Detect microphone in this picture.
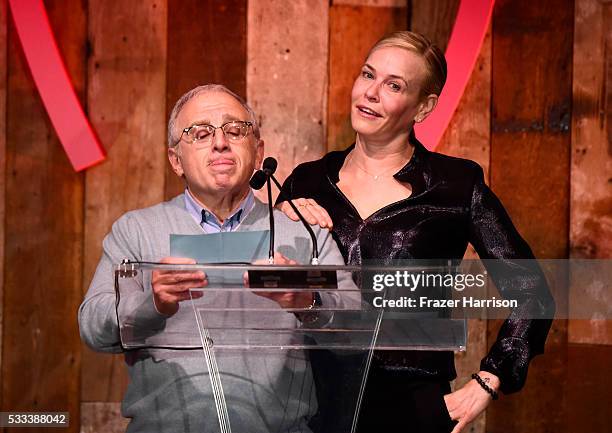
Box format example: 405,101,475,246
262,157,278,176
250,169,275,263
249,170,267,190
263,157,320,265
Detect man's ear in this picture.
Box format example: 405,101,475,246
168,145,184,177
414,94,439,123
255,138,265,169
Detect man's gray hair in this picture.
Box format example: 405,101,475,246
167,84,261,147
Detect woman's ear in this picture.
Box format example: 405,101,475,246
414,94,439,123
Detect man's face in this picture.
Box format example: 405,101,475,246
168,91,264,201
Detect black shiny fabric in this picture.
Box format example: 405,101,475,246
277,136,554,394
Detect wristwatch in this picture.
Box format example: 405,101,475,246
297,292,322,324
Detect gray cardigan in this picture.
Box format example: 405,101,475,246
79,194,353,433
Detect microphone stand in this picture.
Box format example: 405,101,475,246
252,157,320,266
249,170,275,263
267,174,319,265
265,176,275,264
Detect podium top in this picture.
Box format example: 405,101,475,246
114,260,467,352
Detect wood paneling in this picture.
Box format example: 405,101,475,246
490,0,572,260
436,27,491,175
568,0,612,344
488,1,573,432
327,4,408,153
82,0,168,402
411,0,460,52
333,0,407,7
247,0,329,188
567,343,612,431
2,0,84,429
0,0,7,406
568,319,612,346
81,402,129,433
164,0,248,200
569,0,611,260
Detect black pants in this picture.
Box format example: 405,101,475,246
356,368,456,433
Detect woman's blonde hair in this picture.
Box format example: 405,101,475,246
368,31,447,98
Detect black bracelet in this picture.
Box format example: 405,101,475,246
471,373,499,400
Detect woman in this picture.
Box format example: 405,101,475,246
277,31,553,433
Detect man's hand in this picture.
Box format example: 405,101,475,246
444,371,500,433
151,257,207,316
245,252,314,309
276,198,333,230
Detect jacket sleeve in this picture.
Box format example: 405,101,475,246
276,171,296,205
468,165,555,394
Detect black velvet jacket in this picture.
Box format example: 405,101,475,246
277,138,554,394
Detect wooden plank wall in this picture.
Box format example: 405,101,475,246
570,1,612,260
2,1,85,431
80,1,168,429
411,0,459,51
566,1,612,432
327,1,408,153
488,2,573,433
0,0,6,408
0,1,609,432
164,0,248,200
568,0,612,344
247,0,329,189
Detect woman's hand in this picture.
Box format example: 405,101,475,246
276,198,333,229
444,371,500,433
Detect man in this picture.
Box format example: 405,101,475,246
79,84,352,433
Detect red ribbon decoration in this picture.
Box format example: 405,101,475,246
415,0,495,150
9,0,106,171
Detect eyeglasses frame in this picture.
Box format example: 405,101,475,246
176,120,254,146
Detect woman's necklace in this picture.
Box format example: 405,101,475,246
346,153,408,181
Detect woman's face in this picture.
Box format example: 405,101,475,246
350,46,430,141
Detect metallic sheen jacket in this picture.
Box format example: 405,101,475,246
278,136,555,394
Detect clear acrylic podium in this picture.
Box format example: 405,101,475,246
114,261,467,433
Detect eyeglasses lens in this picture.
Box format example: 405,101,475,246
187,122,249,146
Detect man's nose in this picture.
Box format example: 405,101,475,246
211,128,229,151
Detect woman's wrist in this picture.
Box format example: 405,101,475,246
477,370,501,392
472,371,500,400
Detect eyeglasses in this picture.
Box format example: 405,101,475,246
177,120,253,147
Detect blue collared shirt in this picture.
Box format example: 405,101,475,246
184,189,255,234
